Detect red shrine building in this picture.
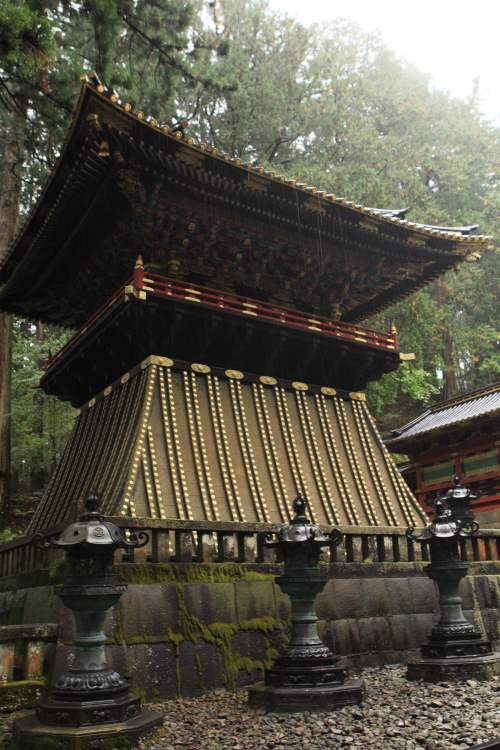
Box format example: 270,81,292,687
0,76,490,534
385,383,500,527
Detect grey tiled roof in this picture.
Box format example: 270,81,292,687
385,383,500,447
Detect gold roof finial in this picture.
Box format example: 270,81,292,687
135,255,144,269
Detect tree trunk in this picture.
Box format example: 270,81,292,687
434,277,457,401
0,104,26,523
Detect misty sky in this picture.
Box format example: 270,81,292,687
268,0,500,124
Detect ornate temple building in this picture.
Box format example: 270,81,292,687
0,76,490,533
385,382,500,527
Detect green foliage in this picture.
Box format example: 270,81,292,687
0,4,53,78
366,365,440,419
11,320,73,504
0,527,17,544
48,555,66,579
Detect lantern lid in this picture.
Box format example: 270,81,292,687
277,495,332,544
443,474,471,502
48,491,143,548
407,475,480,542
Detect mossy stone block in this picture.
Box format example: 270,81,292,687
329,618,361,656
178,638,223,696
408,576,438,614
120,584,179,639
482,607,500,643
315,581,339,621
234,581,276,623
0,590,27,626
230,631,266,663
473,576,496,610
387,614,411,651
22,587,61,626
357,617,392,653
384,578,413,615
182,582,236,626
126,641,176,699
329,578,391,619
405,613,437,648
0,680,44,713
458,575,474,610
272,583,291,623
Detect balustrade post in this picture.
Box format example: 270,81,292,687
345,535,354,562
236,532,256,563
197,532,215,563
489,536,499,561
151,529,170,563
217,532,235,562
175,531,193,563
391,534,401,562
376,535,386,562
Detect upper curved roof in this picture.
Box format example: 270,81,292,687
0,77,490,328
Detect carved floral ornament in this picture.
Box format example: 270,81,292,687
191,363,211,373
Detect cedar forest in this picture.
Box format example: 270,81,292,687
0,0,499,535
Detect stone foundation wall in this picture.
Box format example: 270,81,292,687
1,564,500,700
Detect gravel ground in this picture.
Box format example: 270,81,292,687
2,665,500,750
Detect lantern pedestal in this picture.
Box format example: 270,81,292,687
11,492,163,749
248,495,364,712
12,706,162,750
407,653,500,683
407,477,500,683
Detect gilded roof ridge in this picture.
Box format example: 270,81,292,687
0,73,492,327
385,381,500,446
429,381,500,412
1,74,490,273
77,73,489,244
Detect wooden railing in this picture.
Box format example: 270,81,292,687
133,268,398,351
2,519,500,578
45,269,398,372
